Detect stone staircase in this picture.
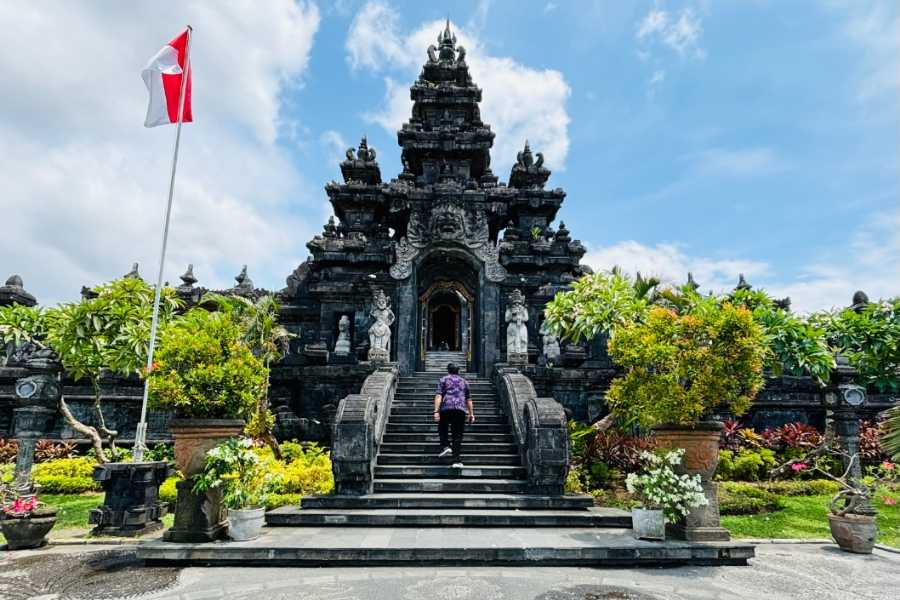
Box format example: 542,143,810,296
268,372,628,528
422,350,467,373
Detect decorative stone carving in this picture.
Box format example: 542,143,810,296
850,290,869,313
509,141,551,189
735,273,751,291
177,264,197,293
367,289,395,362
389,199,507,282
340,137,381,185
334,315,352,355
686,272,700,291
540,321,561,366
0,274,36,307
506,289,529,364
124,263,142,280
233,265,254,293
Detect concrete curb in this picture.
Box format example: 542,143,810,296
742,538,900,555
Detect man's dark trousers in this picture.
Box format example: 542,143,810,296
438,409,466,461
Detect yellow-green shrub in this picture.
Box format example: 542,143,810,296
31,457,100,493
254,443,334,496
716,448,777,481
159,476,180,504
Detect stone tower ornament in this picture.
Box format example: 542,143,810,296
368,288,395,362
334,315,352,355
506,289,529,365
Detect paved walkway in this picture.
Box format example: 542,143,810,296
2,541,898,599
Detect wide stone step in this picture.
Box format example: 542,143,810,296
374,478,528,494
299,493,594,511
385,423,510,433
377,454,521,466
382,433,515,444
138,527,754,566
266,507,630,528
374,465,526,479
379,442,518,454
388,414,505,423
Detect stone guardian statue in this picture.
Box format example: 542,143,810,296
334,315,351,355
368,289,395,362
505,289,529,364
540,320,561,366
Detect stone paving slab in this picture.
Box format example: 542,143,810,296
136,526,754,567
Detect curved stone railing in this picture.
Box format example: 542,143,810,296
331,365,399,495
494,366,569,495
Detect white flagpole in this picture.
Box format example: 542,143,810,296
134,25,192,463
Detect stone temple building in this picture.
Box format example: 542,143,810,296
0,23,894,448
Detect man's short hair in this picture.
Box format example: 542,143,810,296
447,363,459,375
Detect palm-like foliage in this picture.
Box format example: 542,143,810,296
882,406,900,461
204,293,293,457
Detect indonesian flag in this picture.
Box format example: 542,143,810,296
142,29,192,128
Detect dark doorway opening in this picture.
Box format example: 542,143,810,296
430,297,460,351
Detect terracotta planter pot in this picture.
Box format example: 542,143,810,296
652,421,724,479
828,513,876,554
169,418,245,477
0,508,58,550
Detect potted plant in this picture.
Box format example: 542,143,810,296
605,300,767,540
193,438,279,541
625,449,708,540
148,307,267,542
0,483,57,550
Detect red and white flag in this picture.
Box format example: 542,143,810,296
141,29,192,128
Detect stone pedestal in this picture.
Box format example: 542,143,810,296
164,480,228,543
507,352,528,367
89,461,172,536
654,422,730,542
164,418,243,544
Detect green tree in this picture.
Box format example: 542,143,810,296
0,278,181,463
203,294,292,458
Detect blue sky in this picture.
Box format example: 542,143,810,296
1,1,897,312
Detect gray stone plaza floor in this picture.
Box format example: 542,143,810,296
2,541,898,599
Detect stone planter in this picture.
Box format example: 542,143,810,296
228,507,266,541
828,513,876,554
164,418,244,544
653,421,729,542
89,461,172,537
0,507,57,550
632,508,665,541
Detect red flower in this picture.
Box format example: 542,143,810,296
882,461,894,471
883,497,897,506
790,462,808,472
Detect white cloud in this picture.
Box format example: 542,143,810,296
838,1,900,102
583,205,900,314
345,3,571,174
545,3,558,14
583,241,769,296
637,6,704,58
0,1,321,305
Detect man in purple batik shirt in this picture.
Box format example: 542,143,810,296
434,363,475,467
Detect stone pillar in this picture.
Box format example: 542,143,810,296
12,356,60,493
89,461,172,536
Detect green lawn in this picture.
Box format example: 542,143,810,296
722,494,900,547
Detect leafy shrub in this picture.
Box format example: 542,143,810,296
158,476,180,505
31,457,100,493
859,420,887,464
257,443,334,496
84,446,133,463
716,448,778,481
625,449,708,523
718,482,784,515
565,466,586,494
145,443,175,463
569,423,655,490
266,493,302,509
758,479,840,497
606,301,767,428
149,308,266,420
35,440,78,462
0,439,18,464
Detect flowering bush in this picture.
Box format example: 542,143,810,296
149,308,266,420
193,438,281,509
625,450,708,523
3,495,40,518
606,301,766,428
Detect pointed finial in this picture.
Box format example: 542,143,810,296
686,272,699,291
735,273,751,291
124,262,141,280
179,264,197,288
234,265,254,291
4,274,23,289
